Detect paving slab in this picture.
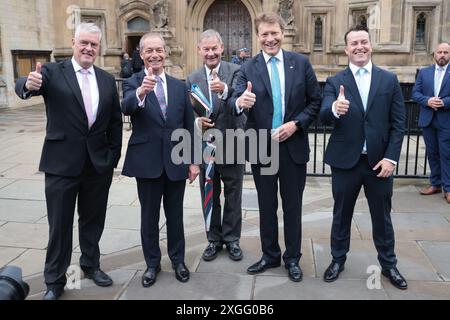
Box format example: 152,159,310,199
0,199,47,223
107,183,139,206
196,237,315,278
0,179,45,201
105,205,141,230
0,222,49,249
383,280,450,300
419,241,450,281
313,238,440,281
354,212,450,241
0,178,16,190
73,228,141,255
120,271,253,300
0,164,44,180
302,211,361,240
392,191,450,213
0,246,26,267
0,163,18,174
6,249,81,278
253,276,388,300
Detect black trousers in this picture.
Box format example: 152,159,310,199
330,155,397,268
44,158,113,289
251,144,306,265
137,172,186,268
199,164,244,245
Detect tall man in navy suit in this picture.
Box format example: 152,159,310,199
412,43,450,203
121,33,200,287
320,25,407,290
229,12,321,282
15,23,123,299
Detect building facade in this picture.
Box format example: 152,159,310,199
1,0,449,108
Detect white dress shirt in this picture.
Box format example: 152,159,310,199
434,63,448,97
236,49,286,115
72,57,99,121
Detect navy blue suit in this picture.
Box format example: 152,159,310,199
15,60,123,290
121,71,194,267
229,50,321,265
320,65,405,268
412,65,450,192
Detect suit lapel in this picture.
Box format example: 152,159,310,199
366,65,381,114
342,67,364,115
439,67,450,96
283,51,295,117
61,60,85,114
94,66,105,119
256,53,272,98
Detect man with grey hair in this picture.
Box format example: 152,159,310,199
15,22,123,300
186,29,246,262
122,32,199,287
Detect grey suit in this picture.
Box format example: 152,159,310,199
186,61,245,245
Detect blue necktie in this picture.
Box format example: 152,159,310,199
434,67,444,97
356,68,368,111
270,56,283,129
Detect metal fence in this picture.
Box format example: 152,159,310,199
115,79,429,179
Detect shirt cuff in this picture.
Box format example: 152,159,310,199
136,89,146,108
218,84,229,100
332,101,340,118
235,99,244,115
383,158,397,166
194,117,203,137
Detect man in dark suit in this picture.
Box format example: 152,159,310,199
229,13,321,282
121,33,200,287
320,25,407,290
186,29,246,262
412,42,450,203
15,23,123,300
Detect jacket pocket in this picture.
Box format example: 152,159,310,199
45,132,65,141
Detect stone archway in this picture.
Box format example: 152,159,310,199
204,0,252,62
118,1,152,56
184,0,262,73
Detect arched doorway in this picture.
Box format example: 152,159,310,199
204,0,252,62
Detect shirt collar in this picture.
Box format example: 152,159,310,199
145,69,167,84
71,57,95,75
205,63,221,78
349,60,372,76
435,63,448,72
263,49,284,65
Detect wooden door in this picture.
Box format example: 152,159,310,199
204,0,252,62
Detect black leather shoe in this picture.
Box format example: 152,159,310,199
173,263,190,283
202,242,223,261
142,265,161,287
82,268,113,287
226,242,243,261
247,259,281,275
382,267,408,290
42,287,64,300
285,262,303,282
323,261,345,282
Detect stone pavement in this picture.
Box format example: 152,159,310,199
0,105,449,300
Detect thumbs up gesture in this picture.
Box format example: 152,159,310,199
25,63,43,92
209,69,225,94
138,66,157,99
237,81,256,109
334,85,350,116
